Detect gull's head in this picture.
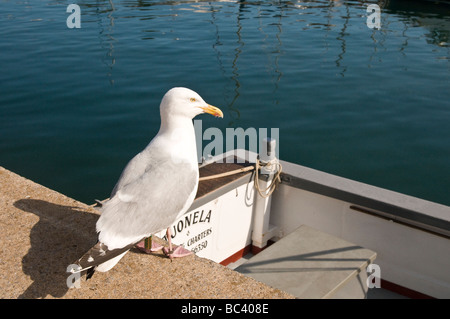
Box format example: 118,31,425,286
160,87,223,120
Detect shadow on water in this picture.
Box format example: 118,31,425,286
13,199,98,299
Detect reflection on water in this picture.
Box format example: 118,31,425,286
210,1,244,125
83,0,449,104
387,0,450,47
98,0,116,85
0,0,449,205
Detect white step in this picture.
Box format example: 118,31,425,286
236,225,377,299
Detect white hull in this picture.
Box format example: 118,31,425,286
157,149,450,298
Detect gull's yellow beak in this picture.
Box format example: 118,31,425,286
200,104,224,118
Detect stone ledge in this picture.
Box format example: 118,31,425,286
0,166,293,299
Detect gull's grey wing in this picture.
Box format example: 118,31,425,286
96,154,198,249
109,151,150,198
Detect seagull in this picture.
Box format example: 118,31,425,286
71,87,223,279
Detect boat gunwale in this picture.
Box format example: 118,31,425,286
279,160,450,239
192,149,450,239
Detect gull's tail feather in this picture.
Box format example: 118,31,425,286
70,241,136,279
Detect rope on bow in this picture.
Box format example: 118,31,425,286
92,157,282,206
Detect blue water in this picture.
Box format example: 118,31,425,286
1,0,449,206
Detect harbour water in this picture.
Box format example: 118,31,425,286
0,0,449,206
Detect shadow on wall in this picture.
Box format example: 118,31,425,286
13,199,99,299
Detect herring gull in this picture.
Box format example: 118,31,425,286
71,87,223,279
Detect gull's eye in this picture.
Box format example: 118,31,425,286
190,98,196,102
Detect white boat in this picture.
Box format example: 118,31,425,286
154,140,450,299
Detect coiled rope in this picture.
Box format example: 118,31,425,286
254,157,282,198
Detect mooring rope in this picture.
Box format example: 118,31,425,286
198,165,255,181
91,158,282,206
199,157,282,198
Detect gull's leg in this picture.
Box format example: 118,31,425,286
136,235,163,254
163,227,193,259
164,228,174,260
